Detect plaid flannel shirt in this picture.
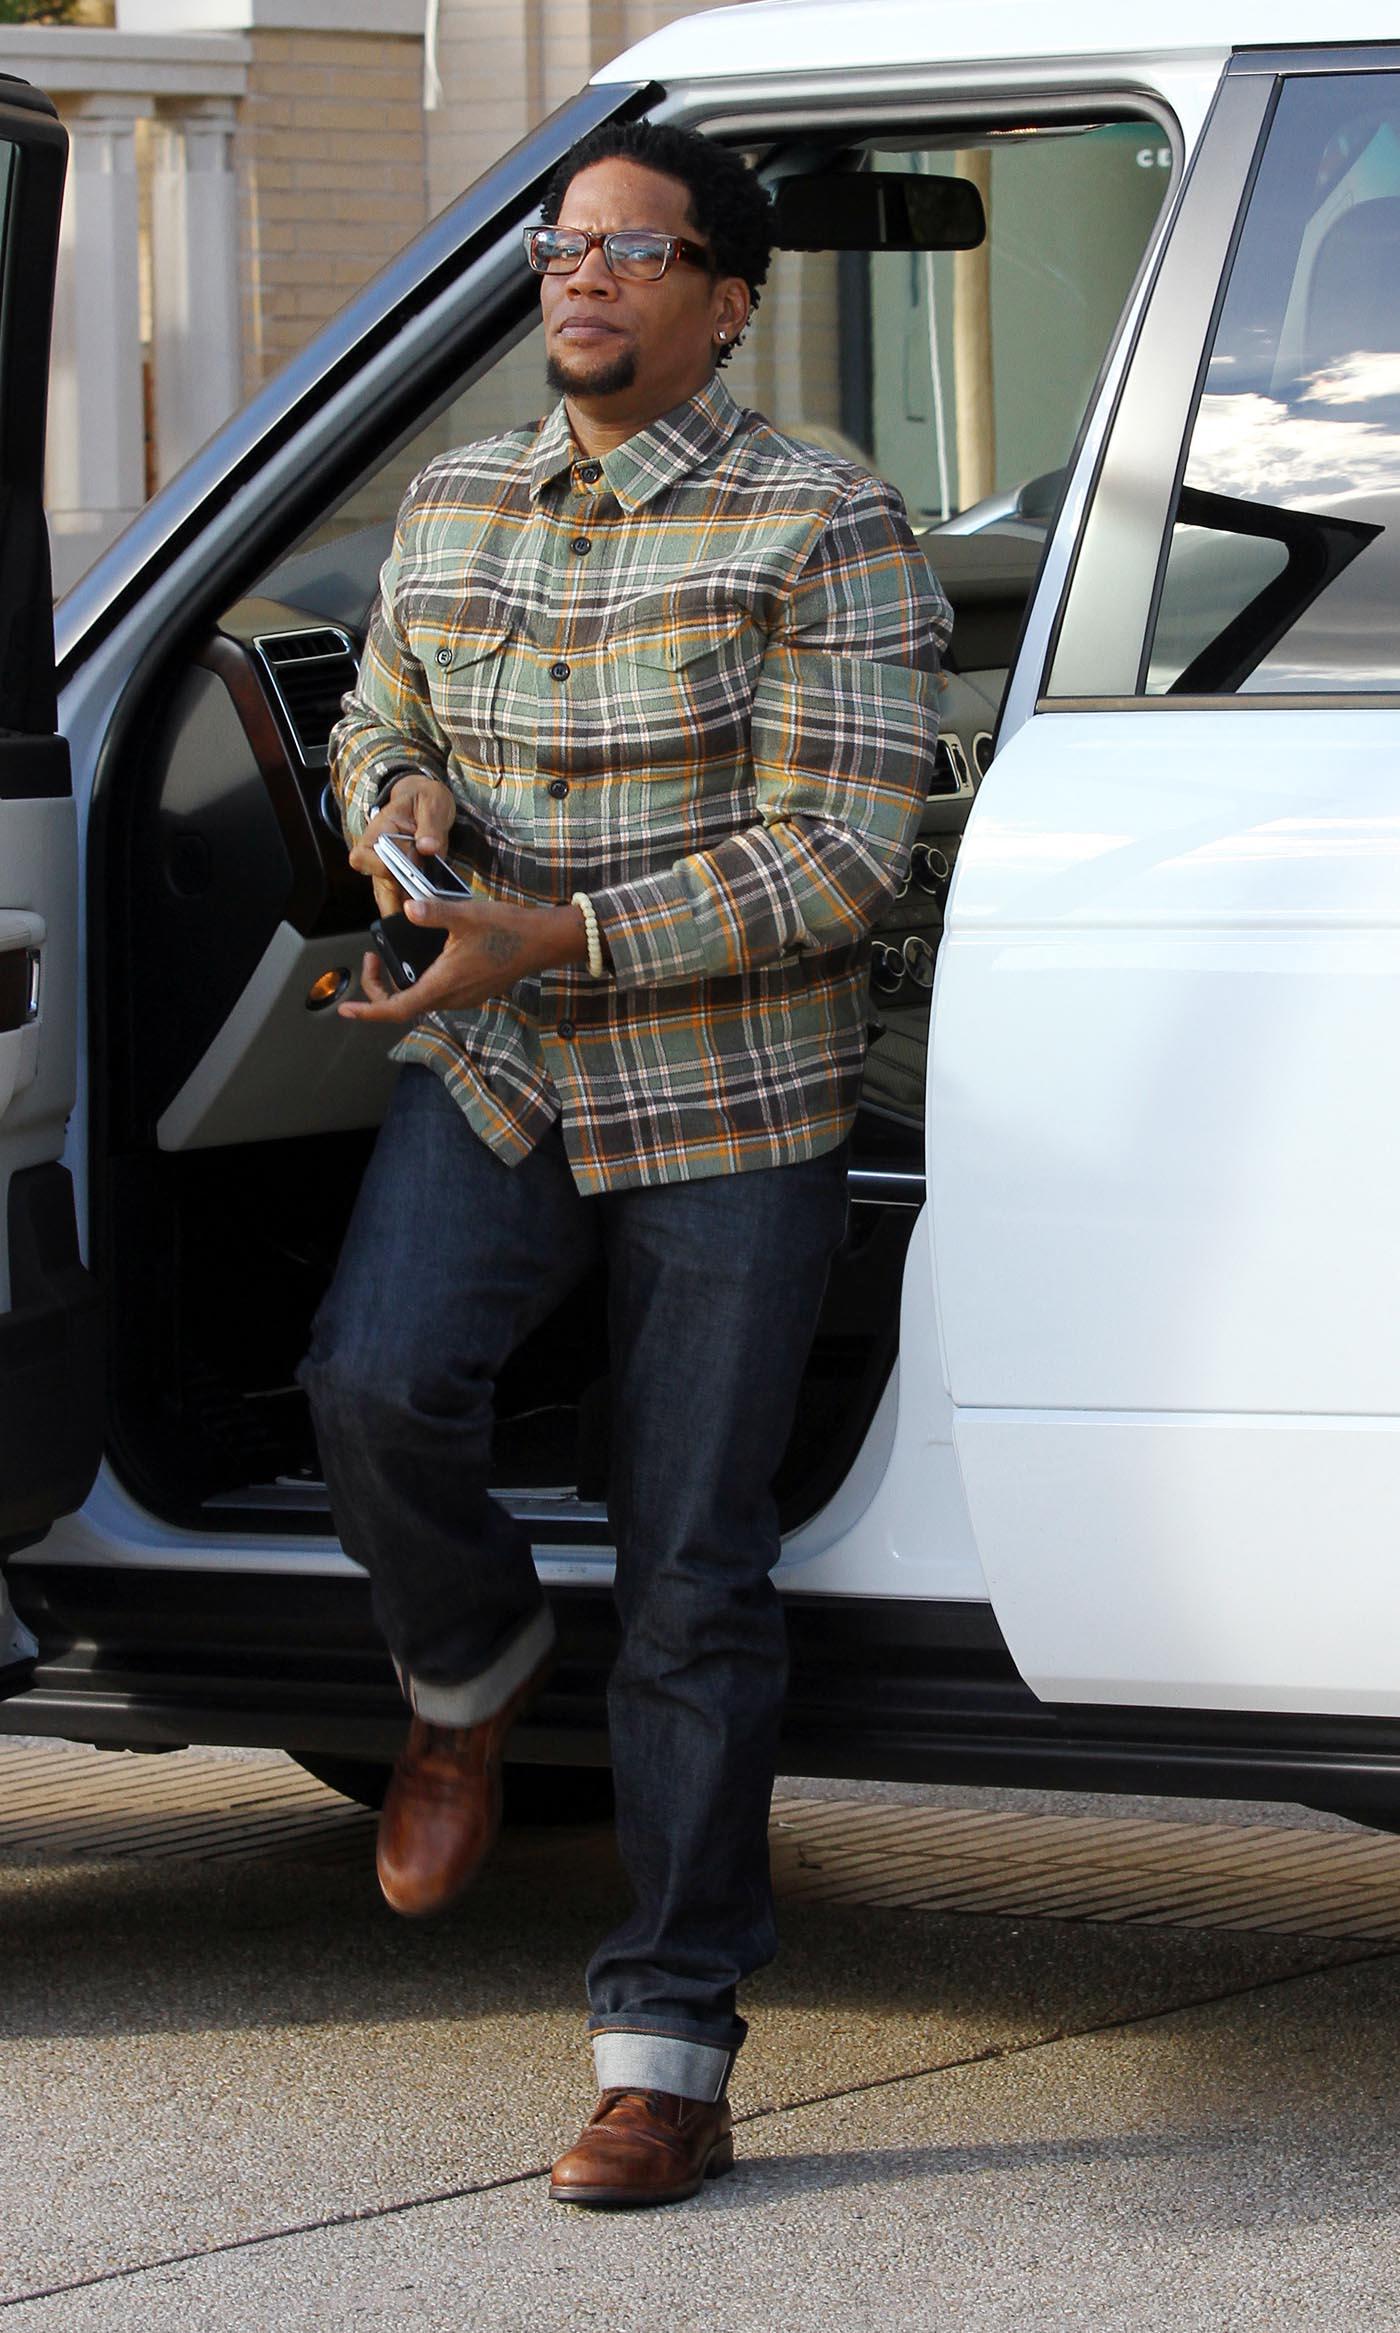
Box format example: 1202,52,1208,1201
330,375,950,1193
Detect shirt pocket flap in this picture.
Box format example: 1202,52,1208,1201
626,610,756,673
418,624,514,675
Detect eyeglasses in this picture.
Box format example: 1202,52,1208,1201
523,225,714,282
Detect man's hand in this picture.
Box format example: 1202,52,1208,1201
339,895,589,1026
347,771,458,917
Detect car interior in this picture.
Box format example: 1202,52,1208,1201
91,112,1169,1541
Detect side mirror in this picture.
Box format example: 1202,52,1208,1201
769,172,986,253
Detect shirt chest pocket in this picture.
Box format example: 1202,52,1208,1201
609,609,764,765
414,625,516,778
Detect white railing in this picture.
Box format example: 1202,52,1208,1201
3,24,249,595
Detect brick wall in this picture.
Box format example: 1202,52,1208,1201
221,1,767,402
233,28,427,394
427,0,688,218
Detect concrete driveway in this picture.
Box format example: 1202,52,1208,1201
1,1740,1398,2329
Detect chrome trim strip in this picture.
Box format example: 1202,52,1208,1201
252,626,357,770
933,731,973,796
1046,71,1274,697
849,1166,926,1206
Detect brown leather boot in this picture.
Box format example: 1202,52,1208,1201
375,1653,551,1917
549,2089,735,2209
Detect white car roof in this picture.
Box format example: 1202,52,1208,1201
594,0,1396,85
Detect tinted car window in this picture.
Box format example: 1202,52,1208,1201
1147,72,1400,695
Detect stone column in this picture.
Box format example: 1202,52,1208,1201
46,95,150,595
149,100,241,482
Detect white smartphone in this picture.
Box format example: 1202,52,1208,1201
372,832,473,903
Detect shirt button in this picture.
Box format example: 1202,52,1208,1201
578,462,602,485
547,778,569,799
557,1019,575,1039
570,536,592,555
550,660,571,681
435,646,452,667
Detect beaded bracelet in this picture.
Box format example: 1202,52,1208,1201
571,890,606,981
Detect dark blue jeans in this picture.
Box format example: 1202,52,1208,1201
300,1064,848,2076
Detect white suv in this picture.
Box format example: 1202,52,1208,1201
5,2,1400,1824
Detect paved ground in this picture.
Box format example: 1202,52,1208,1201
2,1745,1399,2329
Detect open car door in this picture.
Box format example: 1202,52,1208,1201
0,80,100,1677
930,52,1400,1723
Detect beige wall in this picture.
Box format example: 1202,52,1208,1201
427,0,698,218
233,28,427,393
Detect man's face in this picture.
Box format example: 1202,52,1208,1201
541,158,746,417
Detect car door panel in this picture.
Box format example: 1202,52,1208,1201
0,83,100,1569
932,708,1400,1417
956,1411,1400,1715
931,730,1400,1714
930,53,1400,1717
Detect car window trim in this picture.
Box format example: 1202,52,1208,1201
1156,487,1381,696
0,84,66,741
1035,694,1400,713
1231,44,1400,76
1042,68,1277,700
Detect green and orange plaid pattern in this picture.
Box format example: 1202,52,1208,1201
331,376,949,1192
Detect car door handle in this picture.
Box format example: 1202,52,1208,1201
0,911,45,1034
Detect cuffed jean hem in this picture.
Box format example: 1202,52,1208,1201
592,2031,734,2104
398,1604,554,1727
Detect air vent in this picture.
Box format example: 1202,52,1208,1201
929,733,971,795
253,628,358,768
972,730,994,778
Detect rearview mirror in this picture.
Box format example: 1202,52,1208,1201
769,172,986,253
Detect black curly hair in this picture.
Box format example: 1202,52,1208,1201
539,122,772,365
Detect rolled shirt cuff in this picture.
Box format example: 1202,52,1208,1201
588,867,712,990
592,2031,733,2104
400,1603,555,1728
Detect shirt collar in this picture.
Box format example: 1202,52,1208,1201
528,375,744,510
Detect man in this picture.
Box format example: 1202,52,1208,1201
301,120,949,2209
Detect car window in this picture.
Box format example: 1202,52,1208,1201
863,125,1167,537
259,118,1168,633
1146,72,1400,695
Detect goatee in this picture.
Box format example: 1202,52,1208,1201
546,346,639,398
